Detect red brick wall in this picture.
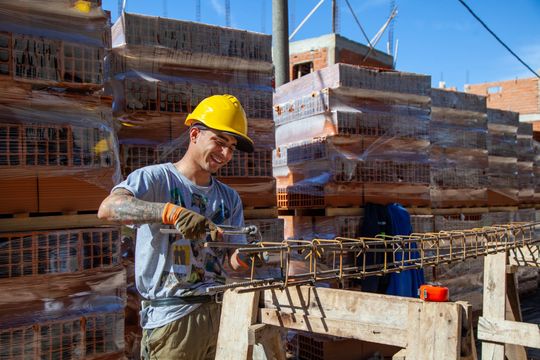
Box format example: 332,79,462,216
466,78,540,115
289,48,328,79
337,48,393,69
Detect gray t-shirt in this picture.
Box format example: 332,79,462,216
113,163,245,329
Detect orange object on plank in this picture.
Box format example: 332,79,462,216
419,284,449,302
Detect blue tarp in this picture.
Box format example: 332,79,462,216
385,203,425,297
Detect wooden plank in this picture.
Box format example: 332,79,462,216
261,286,418,331
488,206,518,212
260,308,408,347
216,290,260,360
481,252,507,360
405,301,461,360
392,349,407,360
504,273,527,360
456,301,478,360
509,245,540,268
406,207,432,215
325,207,364,217
248,324,286,360
0,214,114,232
244,208,278,220
431,207,489,215
478,317,540,349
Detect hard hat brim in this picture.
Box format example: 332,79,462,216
189,122,254,153
229,132,254,153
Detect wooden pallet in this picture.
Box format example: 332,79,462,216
0,211,113,232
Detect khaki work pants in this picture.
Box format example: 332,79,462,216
141,302,222,360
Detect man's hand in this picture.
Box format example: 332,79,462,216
162,203,220,241
230,249,267,271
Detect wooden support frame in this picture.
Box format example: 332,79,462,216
216,285,474,360
478,247,540,360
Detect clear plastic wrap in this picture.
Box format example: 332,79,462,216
281,215,364,240
112,13,272,73
0,0,110,88
410,215,434,233
430,89,488,207
486,109,519,206
0,90,121,214
0,226,126,359
434,213,488,231
535,141,540,204
487,109,519,157
517,122,535,204
273,64,431,208
514,208,535,222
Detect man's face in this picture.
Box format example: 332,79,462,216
192,127,237,173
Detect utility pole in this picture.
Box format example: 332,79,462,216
272,0,290,87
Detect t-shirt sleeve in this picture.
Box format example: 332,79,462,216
112,166,158,202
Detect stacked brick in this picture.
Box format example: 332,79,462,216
430,89,488,208
535,141,540,204
0,1,125,358
486,109,519,206
517,122,535,205
0,227,126,359
273,63,431,222
0,1,119,214
109,13,277,210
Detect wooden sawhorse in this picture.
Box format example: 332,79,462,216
478,245,540,360
216,285,476,360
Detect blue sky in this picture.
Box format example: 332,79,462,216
103,0,540,90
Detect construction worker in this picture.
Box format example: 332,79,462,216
98,94,254,360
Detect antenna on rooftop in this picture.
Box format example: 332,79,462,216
163,0,167,17
261,0,266,33
225,0,231,26
332,0,340,34
290,0,295,31
387,0,395,55
195,0,201,21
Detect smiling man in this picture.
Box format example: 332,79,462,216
97,94,254,359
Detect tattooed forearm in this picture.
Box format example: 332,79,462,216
98,188,165,225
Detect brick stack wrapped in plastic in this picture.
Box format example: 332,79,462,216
430,89,488,209
486,108,519,206
517,122,535,205
273,63,431,238
0,1,125,359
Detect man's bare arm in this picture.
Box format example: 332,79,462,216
97,188,165,225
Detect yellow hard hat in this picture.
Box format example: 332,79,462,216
185,94,254,153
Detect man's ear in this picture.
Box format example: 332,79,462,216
189,126,201,143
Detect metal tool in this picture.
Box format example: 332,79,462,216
160,224,260,242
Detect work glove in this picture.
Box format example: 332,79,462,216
230,249,268,271
162,203,220,241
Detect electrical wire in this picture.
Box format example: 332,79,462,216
457,0,540,79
